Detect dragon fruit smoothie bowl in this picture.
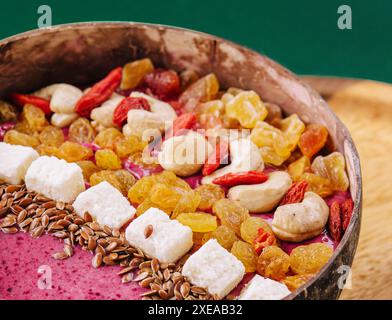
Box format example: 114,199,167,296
0,22,361,300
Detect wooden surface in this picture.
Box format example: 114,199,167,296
302,76,392,299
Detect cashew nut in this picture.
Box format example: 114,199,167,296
51,112,79,128
271,191,329,242
35,83,83,114
91,93,124,131
123,92,177,138
201,138,263,185
130,92,177,121
34,84,64,100
158,131,213,177
227,171,292,213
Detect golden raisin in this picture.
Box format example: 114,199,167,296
256,246,290,281
77,160,100,181
240,217,274,245
212,199,249,236
210,225,238,250
57,141,93,162
283,274,314,291
69,118,96,143
39,125,64,147
95,149,122,170
290,243,333,275
4,130,40,148
195,184,225,212
231,240,257,272
94,128,124,150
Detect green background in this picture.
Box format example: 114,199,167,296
1,0,391,83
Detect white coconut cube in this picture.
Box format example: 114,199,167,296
0,142,39,184
125,207,193,263
182,239,245,299
73,181,136,229
238,275,291,300
25,156,85,203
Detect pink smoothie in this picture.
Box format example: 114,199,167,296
0,232,146,300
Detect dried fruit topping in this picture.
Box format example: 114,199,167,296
176,212,218,233
328,201,342,241
283,274,314,291
165,112,197,139
4,129,40,147
251,122,291,162
251,114,305,165
143,69,180,100
36,144,59,156
68,118,96,143
209,225,238,250
38,125,64,147
311,152,349,192
90,170,123,192
225,91,268,129
0,100,18,122
280,181,308,205
231,240,258,272
114,135,147,158
172,190,201,219
128,171,194,215
57,141,93,162
256,246,290,281
76,160,100,181
212,199,250,236
196,113,223,130
179,73,219,107
299,124,329,158
120,58,154,90
195,184,225,212
113,97,150,127
253,227,276,255
288,156,311,182
95,149,122,170
75,67,122,117
264,102,282,124
94,127,124,150
289,243,333,275
240,217,273,245
212,171,268,187
300,172,333,198
280,114,305,150
10,93,51,115
202,139,229,176
112,169,137,195
21,104,49,132
341,198,354,231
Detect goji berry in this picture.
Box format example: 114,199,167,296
165,112,196,139
202,139,229,176
10,93,51,115
143,69,180,100
212,171,268,187
328,201,342,241
280,181,308,205
113,97,150,127
75,67,122,117
254,227,276,255
341,198,354,231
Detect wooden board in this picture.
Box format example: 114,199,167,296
302,76,392,299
